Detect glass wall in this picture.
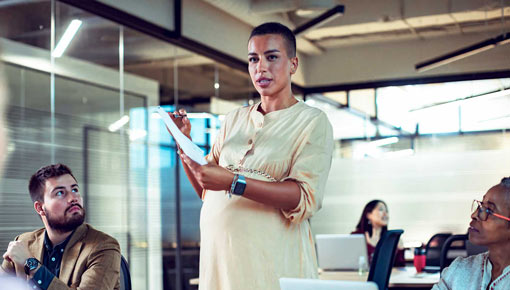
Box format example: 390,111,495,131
0,1,255,290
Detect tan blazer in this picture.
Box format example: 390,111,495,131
1,223,120,290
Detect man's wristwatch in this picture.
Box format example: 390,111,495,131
24,257,40,275
228,174,246,198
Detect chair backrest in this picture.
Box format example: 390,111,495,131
440,234,488,273
279,278,378,290
439,234,467,273
367,229,404,290
120,255,132,290
425,233,452,267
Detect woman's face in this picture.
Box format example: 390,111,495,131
367,202,389,227
247,34,297,98
469,186,510,247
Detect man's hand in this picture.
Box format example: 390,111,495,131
3,241,31,267
180,153,234,191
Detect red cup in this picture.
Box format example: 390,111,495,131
413,253,426,273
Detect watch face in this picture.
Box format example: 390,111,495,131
24,258,39,274
233,175,246,195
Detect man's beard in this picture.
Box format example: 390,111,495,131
44,205,86,233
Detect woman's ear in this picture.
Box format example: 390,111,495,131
290,57,298,74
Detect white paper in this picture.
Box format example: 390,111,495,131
157,107,207,165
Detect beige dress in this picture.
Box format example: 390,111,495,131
199,100,334,290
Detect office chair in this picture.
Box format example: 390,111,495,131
367,229,404,290
439,234,488,273
120,255,132,290
424,233,452,272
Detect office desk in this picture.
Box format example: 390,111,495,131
319,266,440,289
190,267,440,289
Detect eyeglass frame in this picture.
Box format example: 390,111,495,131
471,200,510,222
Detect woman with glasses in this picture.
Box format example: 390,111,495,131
432,177,510,290
352,200,406,266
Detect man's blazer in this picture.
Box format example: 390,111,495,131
1,223,121,290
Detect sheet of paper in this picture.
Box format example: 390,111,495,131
157,107,207,165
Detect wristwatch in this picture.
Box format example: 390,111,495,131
24,257,40,275
228,174,246,198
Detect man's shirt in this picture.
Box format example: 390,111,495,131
31,231,74,290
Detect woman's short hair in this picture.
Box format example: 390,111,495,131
249,22,296,58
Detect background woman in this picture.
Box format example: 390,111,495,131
168,22,334,290
353,200,405,266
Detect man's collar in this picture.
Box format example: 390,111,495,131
43,224,83,251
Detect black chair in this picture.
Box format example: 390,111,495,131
440,234,488,273
368,229,404,290
424,233,452,272
120,255,132,290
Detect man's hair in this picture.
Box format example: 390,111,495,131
249,22,296,58
28,164,77,203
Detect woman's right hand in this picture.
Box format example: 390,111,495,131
168,108,192,139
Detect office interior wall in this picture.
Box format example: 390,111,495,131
305,30,510,86
97,0,175,31
0,3,162,287
312,131,510,245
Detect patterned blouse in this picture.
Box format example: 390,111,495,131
432,252,510,290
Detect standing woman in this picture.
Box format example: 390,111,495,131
352,200,406,266
169,22,334,290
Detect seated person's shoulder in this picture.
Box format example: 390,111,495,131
445,252,488,273
83,224,120,250
16,227,45,242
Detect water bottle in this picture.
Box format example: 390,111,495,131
358,256,368,275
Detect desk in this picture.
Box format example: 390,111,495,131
190,267,440,289
319,266,440,289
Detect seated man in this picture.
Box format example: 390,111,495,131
433,177,510,290
1,164,121,290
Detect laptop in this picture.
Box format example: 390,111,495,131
316,234,368,271
280,278,378,290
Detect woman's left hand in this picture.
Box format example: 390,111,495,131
180,153,234,191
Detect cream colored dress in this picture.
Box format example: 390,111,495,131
199,100,334,290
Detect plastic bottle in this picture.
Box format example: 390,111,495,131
358,256,368,275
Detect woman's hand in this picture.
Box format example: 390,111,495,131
180,153,234,191
168,108,191,139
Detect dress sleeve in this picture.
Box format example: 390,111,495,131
201,114,229,200
204,114,229,165
280,113,334,223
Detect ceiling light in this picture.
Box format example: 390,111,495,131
415,33,510,72
369,137,399,147
293,5,345,36
108,115,130,132
187,113,214,119
52,19,82,58
128,129,147,141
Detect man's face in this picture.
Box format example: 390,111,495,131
39,174,85,233
248,34,297,98
469,185,510,247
